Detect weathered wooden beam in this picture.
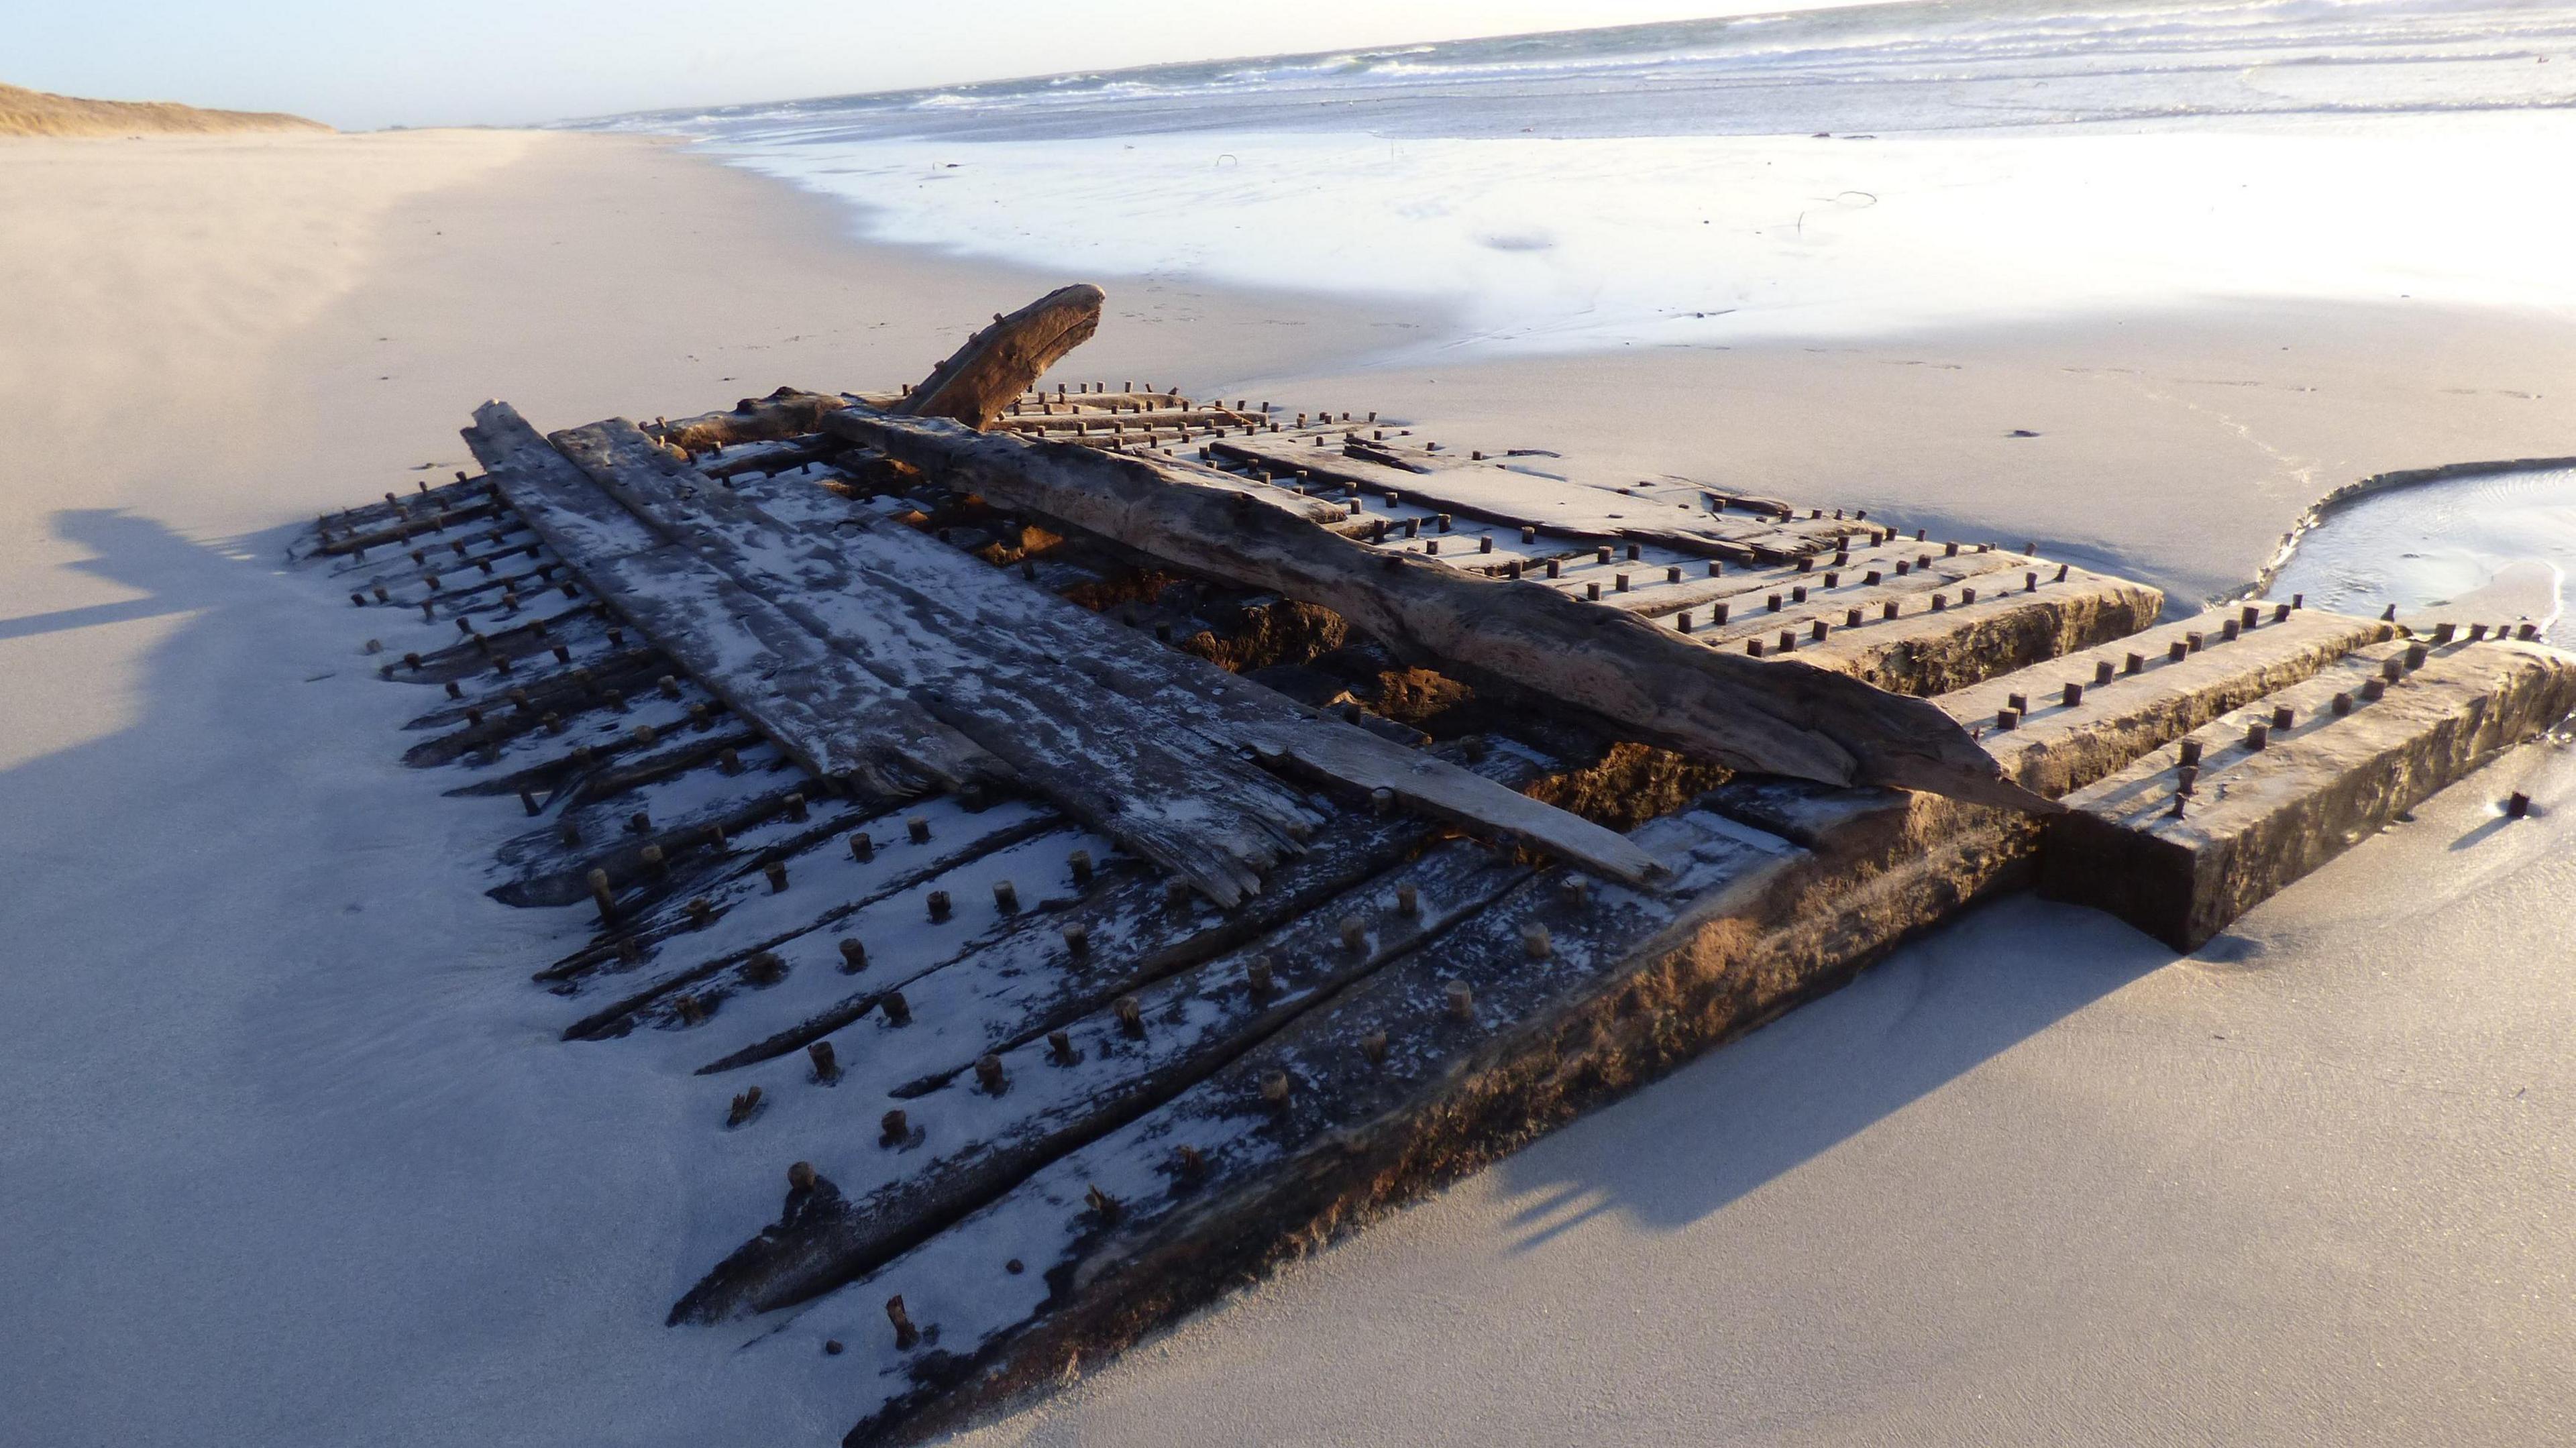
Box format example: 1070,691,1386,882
1209,432,1844,561
645,388,863,455
1782,562,2163,695
824,409,2054,814
555,419,1660,889
1949,604,2396,796
2040,637,2576,948
465,402,1000,799
896,284,1107,431
551,420,1321,906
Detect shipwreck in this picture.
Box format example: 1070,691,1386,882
295,284,2575,1443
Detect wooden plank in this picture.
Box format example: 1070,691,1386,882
1780,562,2164,696
1947,604,2396,797
826,408,2055,814
465,402,999,799
2040,637,2576,948
646,388,859,455
1208,431,1846,561
549,419,1324,907
1346,435,1866,553
555,419,1662,889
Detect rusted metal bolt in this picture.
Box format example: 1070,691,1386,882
1175,1144,1206,1179
1522,923,1552,959
1339,916,1366,952
2245,721,2269,750
836,938,866,973
886,1296,918,1351
727,1087,762,1127
1395,884,1419,917
926,889,951,922
881,991,910,1026
743,950,784,985
879,1110,909,1146
764,861,789,893
2063,682,2084,708
1115,995,1144,1036
784,792,808,823
2179,739,2203,768
1259,1070,1292,1107
1360,1029,1389,1064
788,1161,817,1191
808,1040,839,1082
975,1054,1007,1093
687,897,714,927
2507,792,2532,819
907,815,930,844
992,879,1018,913
848,832,873,862
1247,957,1275,997
1068,848,1093,885
2272,705,2294,731
1049,1030,1076,1064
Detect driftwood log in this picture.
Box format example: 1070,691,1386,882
896,284,1107,431
645,388,867,455
824,409,2055,812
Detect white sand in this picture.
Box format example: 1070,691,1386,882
2,129,2570,1447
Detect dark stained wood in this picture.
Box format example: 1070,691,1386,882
2041,637,2576,948
824,409,2054,814
553,418,1660,889
671,839,1527,1323
549,419,1323,907
647,388,864,455
895,284,1107,431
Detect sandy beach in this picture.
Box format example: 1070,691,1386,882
3,127,2571,1446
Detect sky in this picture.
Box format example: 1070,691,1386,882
3,0,1867,131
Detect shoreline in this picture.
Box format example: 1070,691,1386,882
5,126,2574,1448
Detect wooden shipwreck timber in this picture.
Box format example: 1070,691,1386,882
296,286,2575,1443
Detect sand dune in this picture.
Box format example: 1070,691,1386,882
0,81,327,138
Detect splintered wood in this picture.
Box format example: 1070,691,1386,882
294,284,2575,1447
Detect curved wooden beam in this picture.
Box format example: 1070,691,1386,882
894,284,1106,431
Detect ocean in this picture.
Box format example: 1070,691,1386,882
571,0,2576,353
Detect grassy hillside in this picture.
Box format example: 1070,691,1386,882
1,82,329,138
